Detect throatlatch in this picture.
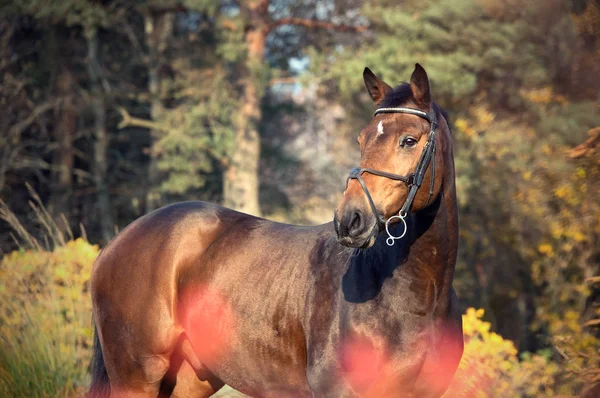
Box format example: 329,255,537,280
346,107,437,246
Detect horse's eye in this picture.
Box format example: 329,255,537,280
404,137,418,148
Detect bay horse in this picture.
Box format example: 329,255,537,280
88,64,463,398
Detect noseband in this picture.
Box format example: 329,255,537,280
346,106,437,246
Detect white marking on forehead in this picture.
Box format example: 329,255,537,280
377,120,384,136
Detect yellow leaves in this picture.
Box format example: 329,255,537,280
453,106,496,139
572,230,586,243
547,219,587,246
447,308,556,397
462,307,486,336
575,283,590,297
523,171,532,181
541,143,552,155
554,185,570,199
455,117,476,138
520,87,568,105
461,308,517,356
550,222,563,240
472,106,495,129
537,243,554,256
554,184,580,206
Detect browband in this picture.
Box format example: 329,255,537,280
374,107,433,124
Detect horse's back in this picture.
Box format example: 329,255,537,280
92,201,233,305
92,201,250,282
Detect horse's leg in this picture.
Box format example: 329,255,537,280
167,361,224,398
97,313,176,397
104,353,169,398
160,335,224,398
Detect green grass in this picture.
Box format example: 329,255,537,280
0,305,89,398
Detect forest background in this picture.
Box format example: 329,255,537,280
0,0,599,396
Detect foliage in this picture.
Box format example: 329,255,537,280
157,68,239,196
0,238,99,397
446,308,562,397
1,0,110,31
449,97,600,352
316,0,577,109
152,2,249,198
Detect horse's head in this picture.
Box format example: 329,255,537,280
334,64,449,248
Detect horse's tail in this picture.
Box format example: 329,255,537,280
87,323,110,398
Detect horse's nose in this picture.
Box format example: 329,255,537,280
335,204,377,248
347,210,364,238
337,208,365,239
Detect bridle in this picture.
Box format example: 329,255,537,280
345,106,438,246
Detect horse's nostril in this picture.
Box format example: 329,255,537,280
348,211,364,237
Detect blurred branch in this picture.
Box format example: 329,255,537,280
270,18,368,33
221,19,238,31
568,126,600,162
7,100,62,138
585,319,600,327
587,276,600,284
15,157,94,181
119,19,149,63
553,341,584,372
116,106,168,131
269,77,298,86
115,107,230,167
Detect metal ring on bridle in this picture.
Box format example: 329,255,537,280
385,212,408,246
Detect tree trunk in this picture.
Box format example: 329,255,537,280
50,68,75,219
87,27,114,243
144,12,173,213
222,1,268,216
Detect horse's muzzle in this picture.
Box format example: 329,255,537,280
334,208,378,248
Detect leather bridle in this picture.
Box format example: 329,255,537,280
345,106,438,246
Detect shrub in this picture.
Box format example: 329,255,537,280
445,308,562,397
0,238,99,397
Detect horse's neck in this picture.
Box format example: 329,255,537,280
356,140,458,315
406,138,459,316
339,128,458,317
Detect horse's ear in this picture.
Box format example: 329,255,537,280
410,63,431,108
363,67,392,105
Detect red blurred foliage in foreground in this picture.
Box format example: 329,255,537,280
338,323,463,397
339,336,390,393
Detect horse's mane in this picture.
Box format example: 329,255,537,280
380,83,452,135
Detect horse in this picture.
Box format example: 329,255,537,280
88,63,463,398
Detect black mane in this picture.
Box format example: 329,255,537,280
380,83,451,133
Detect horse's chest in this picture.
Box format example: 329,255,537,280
343,302,435,362
304,277,441,395
306,315,438,397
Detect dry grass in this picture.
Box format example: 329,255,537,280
0,186,91,397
